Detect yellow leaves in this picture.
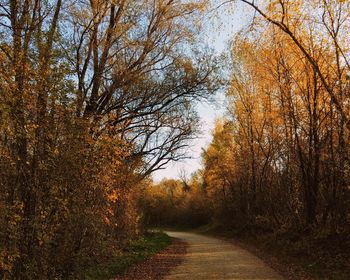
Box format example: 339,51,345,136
0,249,17,274
175,58,194,72
267,1,280,14
108,189,121,203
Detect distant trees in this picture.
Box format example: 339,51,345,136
0,0,217,278
140,176,210,228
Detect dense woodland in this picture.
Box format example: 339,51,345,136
1,0,350,279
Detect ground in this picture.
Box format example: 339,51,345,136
164,231,284,280
114,237,187,280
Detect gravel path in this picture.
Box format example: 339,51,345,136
164,231,284,280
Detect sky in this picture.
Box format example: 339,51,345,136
152,2,252,182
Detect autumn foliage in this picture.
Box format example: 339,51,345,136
145,1,350,277
2,0,350,278
140,176,210,228
0,0,217,278
209,0,350,235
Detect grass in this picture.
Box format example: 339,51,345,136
82,231,171,280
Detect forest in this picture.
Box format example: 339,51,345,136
0,0,350,279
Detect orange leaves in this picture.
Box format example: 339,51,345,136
108,189,122,203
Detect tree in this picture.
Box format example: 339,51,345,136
198,3,350,233
232,0,350,131
69,0,218,176
0,0,217,278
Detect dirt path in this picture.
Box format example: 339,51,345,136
164,231,284,280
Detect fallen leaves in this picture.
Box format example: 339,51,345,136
115,238,187,280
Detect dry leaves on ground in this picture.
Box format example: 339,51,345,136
115,238,187,280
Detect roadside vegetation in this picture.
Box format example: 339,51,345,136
82,231,171,280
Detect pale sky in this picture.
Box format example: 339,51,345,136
153,2,252,182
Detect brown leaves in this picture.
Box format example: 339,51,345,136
115,238,187,280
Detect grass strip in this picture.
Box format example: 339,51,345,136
83,231,171,280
